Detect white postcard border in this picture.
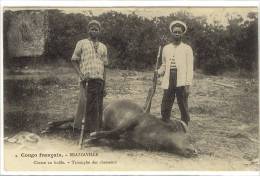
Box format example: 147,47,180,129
1,1,260,175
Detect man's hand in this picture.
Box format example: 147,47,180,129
155,69,164,77
185,85,190,96
155,70,160,77
79,72,85,81
71,60,86,82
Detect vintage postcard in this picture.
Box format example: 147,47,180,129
0,1,259,175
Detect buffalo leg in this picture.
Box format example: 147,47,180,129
89,117,139,140
41,117,74,134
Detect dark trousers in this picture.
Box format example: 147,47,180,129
85,79,104,133
161,69,190,125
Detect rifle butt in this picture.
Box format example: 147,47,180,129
79,118,85,149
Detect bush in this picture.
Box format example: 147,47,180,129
4,9,258,74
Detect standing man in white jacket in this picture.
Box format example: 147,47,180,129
157,20,194,126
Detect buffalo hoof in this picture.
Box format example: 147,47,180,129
90,132,97,137
182,148,198,158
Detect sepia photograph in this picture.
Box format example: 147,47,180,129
1,1,259,174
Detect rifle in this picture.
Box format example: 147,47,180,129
78,58,107,148
144,45,162,113
78,80,87,149
79,116,85,149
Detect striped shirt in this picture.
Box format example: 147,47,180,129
170,56,177,69
71,39,108,80
170,45,177,69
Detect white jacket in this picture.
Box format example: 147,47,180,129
158,42,194,89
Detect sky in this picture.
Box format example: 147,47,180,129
5,7,258,26
62,7,258,25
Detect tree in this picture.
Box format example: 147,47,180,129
4,9,258,74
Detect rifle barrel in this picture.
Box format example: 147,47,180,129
144,45,161,113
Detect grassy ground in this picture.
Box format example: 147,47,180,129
3,62,259,171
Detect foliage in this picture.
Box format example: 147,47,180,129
4,9,258,74
3,10,14,64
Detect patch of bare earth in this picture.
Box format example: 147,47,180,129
4,63,259,171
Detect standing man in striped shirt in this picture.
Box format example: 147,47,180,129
157,20,194,126
71,20,108,135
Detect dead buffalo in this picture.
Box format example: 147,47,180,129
89,99,197,157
